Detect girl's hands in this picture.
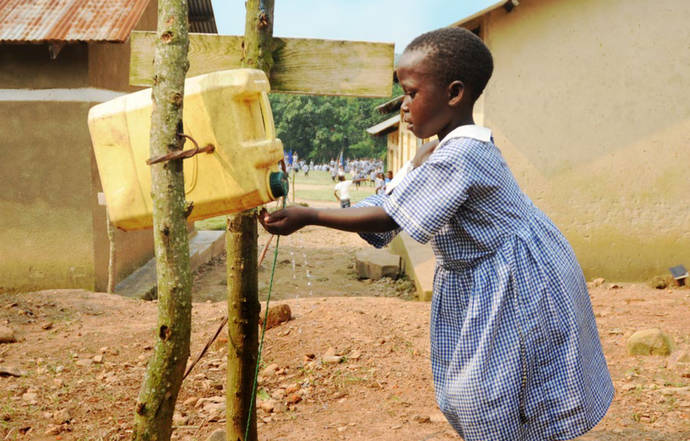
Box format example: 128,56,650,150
258,206,313,235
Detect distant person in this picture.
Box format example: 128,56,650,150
374,172,385,195
260,26,612,441
333,174,365,208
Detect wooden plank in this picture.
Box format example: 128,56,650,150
130,31,395,97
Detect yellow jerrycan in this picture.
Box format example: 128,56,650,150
88,68,288,231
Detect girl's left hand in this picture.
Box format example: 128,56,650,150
258,206,312,235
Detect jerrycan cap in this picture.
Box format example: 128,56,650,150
269,171,289,199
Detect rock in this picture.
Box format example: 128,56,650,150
0,326,16,343
349,350,362,360
355,249,401,280
183,396,199,407
0,365,25,377
627,329,674,356
412,414,431,424
261,363,279,377
22,392,38,404
323,347,337,358
172,412,188,426
44,424,62,435
205,429,226,441
76,359,93,367
322,355,343,364
285,383,300,394
259,399,276,413
271,389,286,400
589,277,605,288
286,393,302,404
260,304,292,330
649,276,669,289
92,355,104,364
40,322,53,330
53,408,71,424
429,412,446,423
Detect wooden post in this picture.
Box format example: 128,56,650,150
132,0,192,439
226,1,275,440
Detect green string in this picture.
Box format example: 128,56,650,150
245,191,287,440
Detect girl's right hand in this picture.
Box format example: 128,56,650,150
258,206,312,235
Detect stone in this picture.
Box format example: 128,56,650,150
322,355,343,364
259,399,276,413
44,425,62,435
205,429,226,441
261,363,279,377
172,412,188,426
92,355,104,364
260,304,292,330
355,249,401,280
40,322,53,330
429,412,446,423
349,350,362,360
22,392,38,404
0,326,16,343
589,277,606,288
412,414,431,424
53,408,71,424
183,396,199,407
627,329,674,356
76,359,93,367
0,365,25,377
286,393,302,404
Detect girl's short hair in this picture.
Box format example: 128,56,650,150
405,27,494,101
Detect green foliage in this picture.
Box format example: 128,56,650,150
269,83,402,162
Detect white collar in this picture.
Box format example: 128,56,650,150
440,124,492,144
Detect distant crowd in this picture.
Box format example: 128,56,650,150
285,155,391,194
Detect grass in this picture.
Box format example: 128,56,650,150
195,170,379,230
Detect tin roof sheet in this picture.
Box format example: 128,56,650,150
0,0,217,43
0,0,150,42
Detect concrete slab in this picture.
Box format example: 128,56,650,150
355,248,401,280
115,230,225,299
390,232,435,301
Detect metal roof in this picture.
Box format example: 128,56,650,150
0,0,217,43
366,114,400,136
449,0,518,28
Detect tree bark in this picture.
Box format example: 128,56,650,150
106,208,116,294
132,0,191,439
225,1,275,440
225,216,260,441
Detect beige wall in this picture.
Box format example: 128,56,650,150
88,0,158,91
479,0,690,280
0,42,155,292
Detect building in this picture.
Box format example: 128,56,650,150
370,0,689,289
0,0,217,292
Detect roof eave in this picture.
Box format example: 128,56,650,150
449,0,518,28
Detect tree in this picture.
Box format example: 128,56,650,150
269,84,402,162
132,0,192,439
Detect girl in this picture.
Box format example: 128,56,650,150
260,27,613,440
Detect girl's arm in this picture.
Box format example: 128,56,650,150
259,206,398,236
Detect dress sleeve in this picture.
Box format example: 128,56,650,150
382,139,475,244
353,194,401,248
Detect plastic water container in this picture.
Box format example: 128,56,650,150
88,68,287,231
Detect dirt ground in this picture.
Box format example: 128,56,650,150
1,202,689,440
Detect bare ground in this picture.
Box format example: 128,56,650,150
1,219,689,440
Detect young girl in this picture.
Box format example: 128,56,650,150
260,27,613,440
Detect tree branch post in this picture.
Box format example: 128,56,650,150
132,0,192,439
225,1,275,440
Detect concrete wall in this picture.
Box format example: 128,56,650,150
0,42,155,292
88,0,157,91
478,0,690,280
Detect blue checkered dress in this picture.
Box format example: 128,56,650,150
356,126,613,440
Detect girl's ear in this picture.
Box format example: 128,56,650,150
447,80,465,107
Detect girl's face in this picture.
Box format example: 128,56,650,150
397,49,453,140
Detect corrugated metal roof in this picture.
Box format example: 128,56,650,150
0,0,217,43
0,0,150,42
366,114,400,136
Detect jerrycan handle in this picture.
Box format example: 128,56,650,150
146,133,214,165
